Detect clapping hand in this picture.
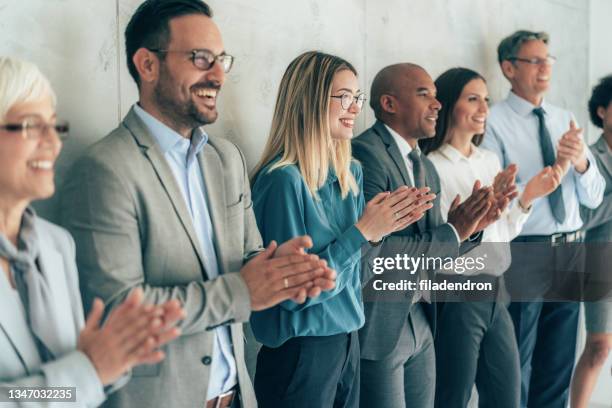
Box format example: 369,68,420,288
78,288,184,386
520,164,565,208
556,120,588,174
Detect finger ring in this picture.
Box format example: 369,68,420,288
284,278,289,288
394,212,399,220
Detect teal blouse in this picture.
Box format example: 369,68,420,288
250,159,367,347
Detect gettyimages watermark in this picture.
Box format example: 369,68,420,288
361,242,612,303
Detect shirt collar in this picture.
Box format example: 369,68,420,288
506,91,550,118
438,143,484,164
133,103,209,157
384,124,420,158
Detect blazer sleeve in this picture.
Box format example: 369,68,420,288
252,166,366,311
580,149,612,229
0,350,106,408
60,154,252,337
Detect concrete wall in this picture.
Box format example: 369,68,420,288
0,0,594,220
1,0,609,405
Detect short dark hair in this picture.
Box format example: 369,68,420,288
419,67,486,155
125,0,213,86
497,30,549,64
588,75,612,128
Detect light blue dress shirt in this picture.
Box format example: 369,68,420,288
482,91,605,235
134,104,236,399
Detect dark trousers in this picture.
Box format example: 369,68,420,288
255,331,360,408
434,301,520,408
508,301,579,408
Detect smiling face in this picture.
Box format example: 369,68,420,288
393,67,441,141
329,69,362,140
0,94,62,205
451,78,490,136
149,14,226,133
504,39,552,104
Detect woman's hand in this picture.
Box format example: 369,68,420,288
78,287,184,386
520,164,565,209
356,186,435,242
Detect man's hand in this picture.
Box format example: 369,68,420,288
240,240,335,311
447,180,493,241
520,164,565,208
78,288,184,386
556,120,588,174
274,235,336,298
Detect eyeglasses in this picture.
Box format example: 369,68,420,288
508,55,557,66
149,48,235,73
331,93,367,110
0,118,70,141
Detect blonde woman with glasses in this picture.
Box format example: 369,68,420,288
249,51,434,408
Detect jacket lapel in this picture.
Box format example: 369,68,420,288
373,121,429,231
0,271,41,374
37,243,79,355
594,136,612,180
373,121,412,187
198,139,229,275
123,108,206,274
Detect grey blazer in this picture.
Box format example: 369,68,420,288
352,121,471,360
581,136,612,242
0,217,106,407
59,107,262,408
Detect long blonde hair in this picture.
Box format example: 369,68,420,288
252,51,359,199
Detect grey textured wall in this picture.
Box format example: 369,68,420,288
0,0,593,219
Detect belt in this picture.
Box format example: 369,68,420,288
514,230,584,246
206,387,236,408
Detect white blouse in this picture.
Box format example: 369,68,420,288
428,143,531,276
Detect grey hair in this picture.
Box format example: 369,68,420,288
497,30,549,64
0,57,56,121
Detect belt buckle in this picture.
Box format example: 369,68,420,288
215,389,234,408
551,232,564,247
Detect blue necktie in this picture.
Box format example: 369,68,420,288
533,107,566,223
408,149,425,188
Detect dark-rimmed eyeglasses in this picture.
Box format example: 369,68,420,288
148,48,234,73
331,93,367,110
0,119,69,141
508,55,557,66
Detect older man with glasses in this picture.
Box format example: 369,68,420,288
481,30,605,408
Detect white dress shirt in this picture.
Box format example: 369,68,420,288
428,143,531,276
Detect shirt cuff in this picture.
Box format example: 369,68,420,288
338,224,368,255
446,222,461,243
576,158,597,186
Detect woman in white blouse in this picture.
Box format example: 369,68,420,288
0,56,184,407
420,67,564,408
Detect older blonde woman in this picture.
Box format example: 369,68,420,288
0,57,184,407
249,51,434,408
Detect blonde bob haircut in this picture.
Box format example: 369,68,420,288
252,51,359,199
0,57,56,122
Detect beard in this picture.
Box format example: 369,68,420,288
153,64,219,130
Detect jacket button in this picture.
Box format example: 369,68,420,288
201,356,212,365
